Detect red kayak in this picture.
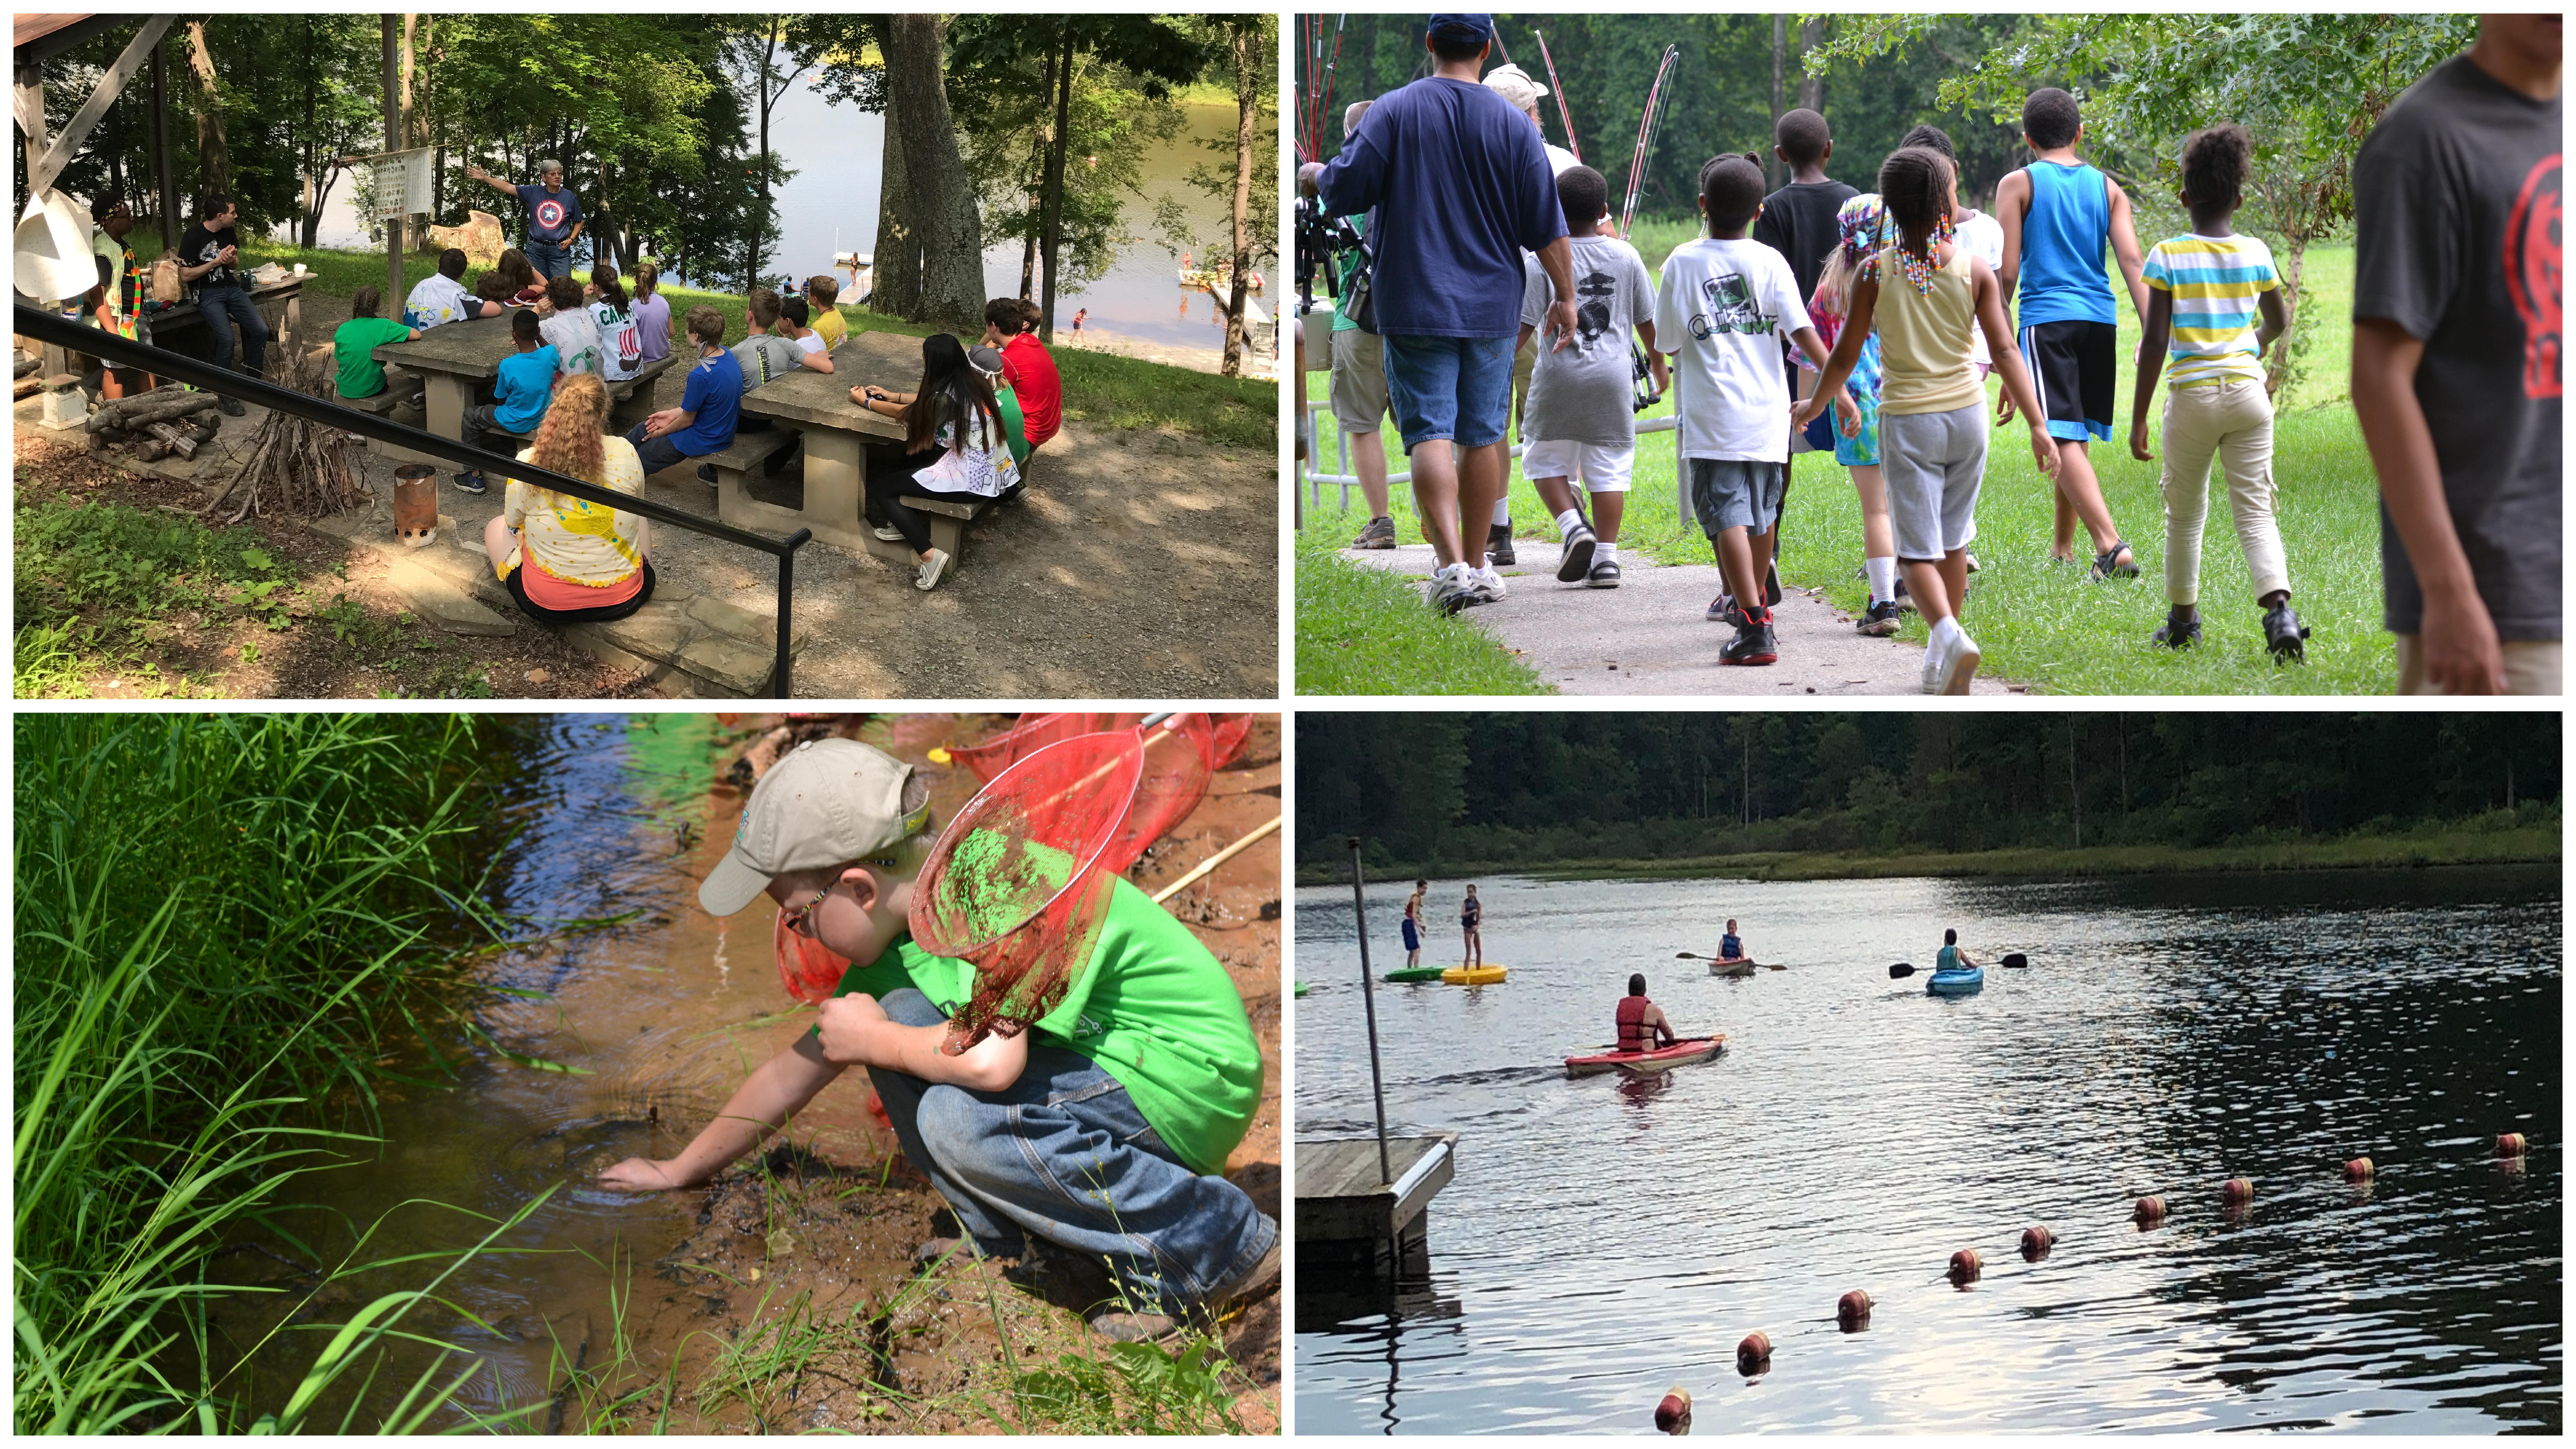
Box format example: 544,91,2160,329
1564,1035,1727,1078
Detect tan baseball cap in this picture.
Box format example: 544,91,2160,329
1483,63,1547,111
698,738,930,917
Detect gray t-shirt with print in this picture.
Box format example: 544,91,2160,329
732,332,804,393
1518,233,1654,448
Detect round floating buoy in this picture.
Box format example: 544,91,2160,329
1736,1331,1771,1372
1836,1289,1872,1329
2134,1195,2167,1226
2344,1156,2375,1181
2221,1177,2254,1205
1654,1385,1692,1434
2498,1132,2528,1158
1948,1248,1981,1284
2021,1224,2054,1260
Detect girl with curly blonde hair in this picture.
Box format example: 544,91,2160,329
483,373,657,622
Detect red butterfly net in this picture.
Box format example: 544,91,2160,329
770,715,1250,1032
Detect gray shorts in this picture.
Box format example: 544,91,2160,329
1328,327,1390,434
1687,458,1787,538
1880,403,1987,561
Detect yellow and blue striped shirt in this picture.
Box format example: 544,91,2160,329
2141,233,2280,388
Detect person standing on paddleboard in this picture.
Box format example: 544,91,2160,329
1617,973,1678,1053
1461,883,1484,969
1937,927,1977,973
1402,878,1428,966
1720,918,1745,962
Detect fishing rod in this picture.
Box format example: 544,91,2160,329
1535,29,1579,163
1623,44,1679,412
1314,14,1346,160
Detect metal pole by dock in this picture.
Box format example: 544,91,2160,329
1348,835,1393,1186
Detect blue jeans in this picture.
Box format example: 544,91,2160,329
624,420,711,475
527,239,575,280
869,988,1277,1313
1380,333,1515,451
196,282,268,376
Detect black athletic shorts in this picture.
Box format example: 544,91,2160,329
2018,318,2116,444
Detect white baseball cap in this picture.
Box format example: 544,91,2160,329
698,738,930,917
1482,63,1547,112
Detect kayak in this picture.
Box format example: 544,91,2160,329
1293,981,1309,998
1708,958,1757,978
1566,1035,1727,1078
1927,965,1984,996
1384,966,1446,984
1444,964,1507,986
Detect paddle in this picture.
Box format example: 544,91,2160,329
1889,953,2026,979
1674,952,1786,971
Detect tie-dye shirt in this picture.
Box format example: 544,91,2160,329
2141,233,2280,388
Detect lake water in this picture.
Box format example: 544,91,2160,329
309,97,1246,348
1293,868,2562,1434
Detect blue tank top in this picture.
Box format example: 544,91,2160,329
1937,944,1960,972
2017,162,2114,327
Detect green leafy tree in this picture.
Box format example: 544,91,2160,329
1153,14,1277,377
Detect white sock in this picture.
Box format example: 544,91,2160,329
1865,555,1898,604
1597,541,1619,560
1930,615,1964,655
1554,508,1584,541
1492,499,1511,526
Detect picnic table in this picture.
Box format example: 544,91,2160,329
731,328,918,555
109,274,308,380
368,315,670,463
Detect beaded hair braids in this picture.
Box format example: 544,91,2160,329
1877,147,1957,296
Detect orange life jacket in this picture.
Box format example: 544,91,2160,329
1616,995,1656,1053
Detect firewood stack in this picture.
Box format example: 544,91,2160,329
83,384,225,460
195,346,369,525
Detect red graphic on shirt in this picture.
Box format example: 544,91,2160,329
535,198,569,233
2504,154,2560,400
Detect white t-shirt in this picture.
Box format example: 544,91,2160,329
792,330,825,356
1954,209,2005,369
404,273,476,330
1651,236,1812,462
539,309,604,377
1544,142,1579,177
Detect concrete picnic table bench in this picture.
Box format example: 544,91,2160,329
367,314,671,458
732,328,1002,571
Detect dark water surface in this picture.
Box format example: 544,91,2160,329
1294,868,2562,1434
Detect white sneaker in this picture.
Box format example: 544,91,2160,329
1919,631,1948,695
1937,627,1982,695
1472,566,1508,603
872,524,904,542
1426,564,1477,615
914,548,951,591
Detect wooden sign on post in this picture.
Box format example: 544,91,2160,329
366,147,437,221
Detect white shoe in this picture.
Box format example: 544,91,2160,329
1471,566,1508,603
1919,631,1948,695
914,548,950,591
1937,628,1982,695
1426,563,1477,614
872,524,904,542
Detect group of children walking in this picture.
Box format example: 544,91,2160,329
1469,87,2307,692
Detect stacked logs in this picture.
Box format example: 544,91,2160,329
84,384,224,461
196,346,368,525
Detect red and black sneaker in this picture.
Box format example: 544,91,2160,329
1719,608,1778,666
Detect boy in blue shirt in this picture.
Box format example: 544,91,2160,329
627,305,742,479
1996,87,2149,581
457,308,556,495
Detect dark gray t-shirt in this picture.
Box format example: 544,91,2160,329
2352,53,2561,641
1518,234,1655,448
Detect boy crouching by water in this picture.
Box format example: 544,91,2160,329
601,739,1278,1340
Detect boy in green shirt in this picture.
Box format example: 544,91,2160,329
333,285,420,402
600,739,1276,1340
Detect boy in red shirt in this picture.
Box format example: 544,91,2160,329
983,298,1063,450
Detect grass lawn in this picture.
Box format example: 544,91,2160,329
240,242,1270,452
1294,524,1548,694
1298,239,2393,695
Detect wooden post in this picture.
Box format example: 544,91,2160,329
1346,837,1394,1187
381,16,402,307
151,35,176,253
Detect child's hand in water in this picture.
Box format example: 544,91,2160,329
598,1157,692,1191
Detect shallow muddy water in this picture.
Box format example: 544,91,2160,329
216,713,1283,1430
1293,867,2562,1434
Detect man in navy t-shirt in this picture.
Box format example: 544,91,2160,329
466,158,585,279
1300,13,1577,616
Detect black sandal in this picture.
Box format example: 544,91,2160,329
2090,540,2138,581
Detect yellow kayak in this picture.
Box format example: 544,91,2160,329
1443,964,1507,986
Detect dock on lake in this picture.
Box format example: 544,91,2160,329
1297,1133,1456,1273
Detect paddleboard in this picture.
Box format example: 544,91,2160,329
1384,966,1446,984
1443,964,1507,986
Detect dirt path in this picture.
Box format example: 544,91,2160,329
1341,544,2018,696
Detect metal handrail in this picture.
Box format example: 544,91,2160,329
1294,394,1679,516
13,302,814,695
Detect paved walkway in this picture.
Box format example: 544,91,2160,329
1341,544,2015,696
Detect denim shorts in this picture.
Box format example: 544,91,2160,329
1687,458,1787,538
1381,334,1516,451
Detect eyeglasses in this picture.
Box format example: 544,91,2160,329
784,886,834,938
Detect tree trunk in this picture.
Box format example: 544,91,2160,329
1017,43,1056,301
399,14,420,146
750,18,779,291
1796,16,1825,114
1220,23,1255,378
871,82,921,317
1037,26,1076,341
883,14,983,330
1767,15,1784,190
186,22,231,201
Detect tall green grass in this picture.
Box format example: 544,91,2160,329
12,714,536,1433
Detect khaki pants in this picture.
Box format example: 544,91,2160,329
2394,636,2563,695
2160,377,2287,605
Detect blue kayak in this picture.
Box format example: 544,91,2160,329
1927,965,1984,996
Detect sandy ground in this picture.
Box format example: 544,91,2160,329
1341,543,2019,696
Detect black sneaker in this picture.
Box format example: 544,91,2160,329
216,394,245,417
1893,574,1916,612
1555,521,1598,582
2263,601,2311,663
1719,610,1778,666
1857,599,1902,636
2151,609,2201,649
453,470,488,495
1764,559,1782,608
697,463,720,488
1351,515,1397,550
1486,522,1516,567
1705,592,1746,625
1587,557,1622,589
